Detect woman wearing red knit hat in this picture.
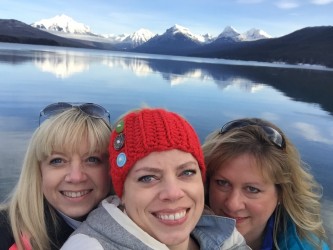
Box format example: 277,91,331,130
62,108,249,250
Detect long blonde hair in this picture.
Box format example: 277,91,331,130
202,118,327,249
0,108,111,250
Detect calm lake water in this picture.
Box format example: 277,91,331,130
0,42,332,246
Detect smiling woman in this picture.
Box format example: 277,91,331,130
61,108,249,250
203,118,330,250
0,103,112,250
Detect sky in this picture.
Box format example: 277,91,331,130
1,0,333,38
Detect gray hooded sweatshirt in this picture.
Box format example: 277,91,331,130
61,196,249,250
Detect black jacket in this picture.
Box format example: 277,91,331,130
0,205,74,250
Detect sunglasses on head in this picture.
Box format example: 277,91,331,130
219,119,286,149
39,102,110,125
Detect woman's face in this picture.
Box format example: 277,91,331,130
209,153,278,246
122,149,204,249
40,139,110,219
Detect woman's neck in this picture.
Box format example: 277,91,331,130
168,237,199,250
188,237,199,250
247,236,262,250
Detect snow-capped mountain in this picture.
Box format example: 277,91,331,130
31,15,155,49
164,24,205,43
3,17,331,68
102,33,129,43
121,28,156,48
200,33,215,43
31,14,93,35
30,14,273,45
216,26,271,43
135,24,203,55
216,26,242,42
101,29,155,50
241,28,272,41
29,14,272,52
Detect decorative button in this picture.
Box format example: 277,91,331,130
115,120,124,133
114,133,125,150
117,153,126,167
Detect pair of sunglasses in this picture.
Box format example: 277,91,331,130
39,102,110,125
219,119,286,149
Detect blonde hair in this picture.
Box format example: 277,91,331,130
0,108,111,250
202,118,327,249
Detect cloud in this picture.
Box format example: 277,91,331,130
293,122,333,145
275,0,300,9
310,0,333,4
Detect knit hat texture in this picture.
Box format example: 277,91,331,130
109,108,206,198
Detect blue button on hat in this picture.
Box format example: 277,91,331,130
116,153,127,168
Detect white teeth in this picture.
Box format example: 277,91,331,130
157,210,186,221
63,190,90,198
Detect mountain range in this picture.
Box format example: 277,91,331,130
29,15,271,50
0,14,332,68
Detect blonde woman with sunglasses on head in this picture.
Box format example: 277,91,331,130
0,102,113,250
202,118,329,250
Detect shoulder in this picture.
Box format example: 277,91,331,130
192,215,249,249
61,234,104,250
0,209,15,249
44,206,74,249
278,218,330,250
65,198,168,250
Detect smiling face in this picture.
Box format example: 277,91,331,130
40,139,110,219
208,153,278,248
122,149,204,249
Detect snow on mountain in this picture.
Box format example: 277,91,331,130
241,28,272,41
134,24,203,55
215,26,271,43
217,26,241,41
122,28,156,47
200,33,215,43
31,14,92,35
101,33,129,43
164,24,205,43
29,14,271,48
30,14,154,48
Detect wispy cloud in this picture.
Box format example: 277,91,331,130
310,0,333,4
293,122,333,144
275,0,300,9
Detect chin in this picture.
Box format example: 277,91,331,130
63,208,90,220
159,234,188,247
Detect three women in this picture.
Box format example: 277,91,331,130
2,104,328,249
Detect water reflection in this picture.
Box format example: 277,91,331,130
1,44,333,115
34,51,90,78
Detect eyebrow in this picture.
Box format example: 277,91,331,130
134,167,162,174
134,161,198,173
214,174,265,186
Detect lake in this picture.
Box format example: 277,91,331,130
0,42,332,246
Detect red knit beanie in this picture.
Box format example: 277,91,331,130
109,108,206,198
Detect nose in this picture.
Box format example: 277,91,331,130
64,160,87,183
158,178,185,201
224,189,245,212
